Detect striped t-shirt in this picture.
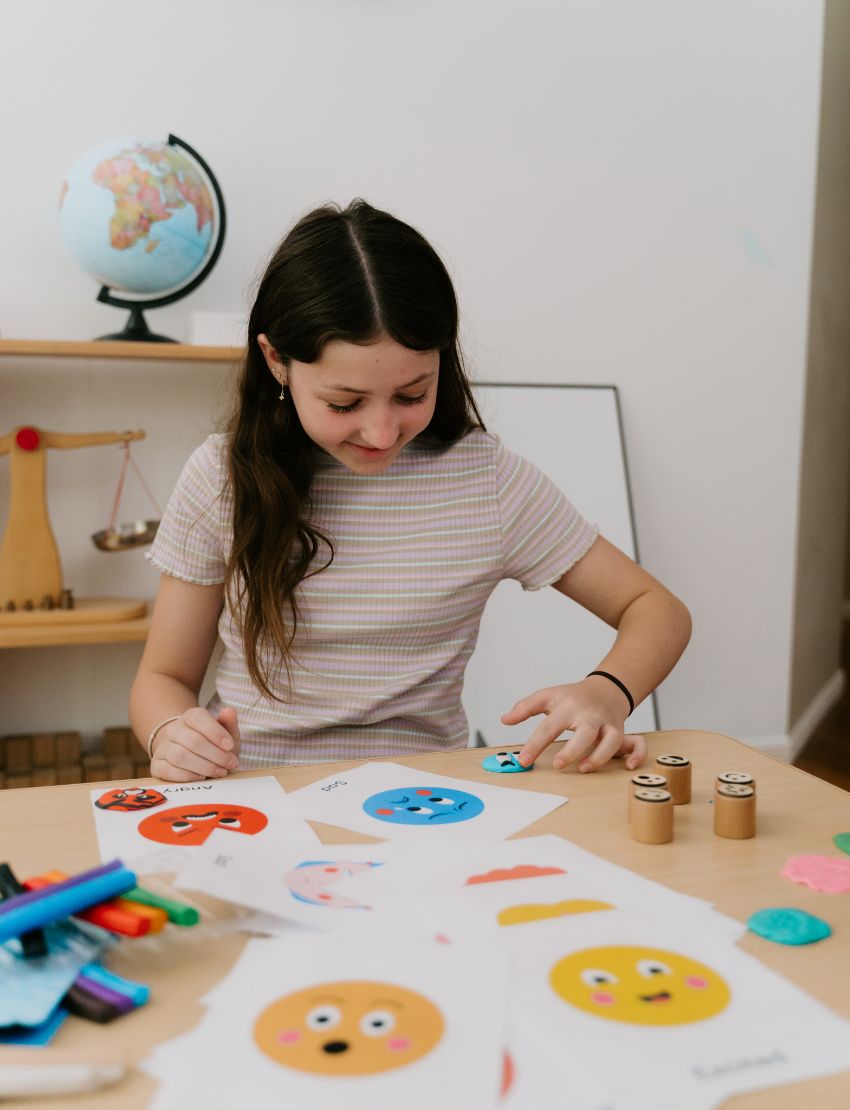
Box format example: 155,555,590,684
147,428,598,767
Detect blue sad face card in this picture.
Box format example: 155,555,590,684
288,762,567,842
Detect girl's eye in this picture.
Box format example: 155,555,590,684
326,400,360,413
397,393,427,406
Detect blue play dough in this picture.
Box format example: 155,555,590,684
746,907,831,946
482,750,532,774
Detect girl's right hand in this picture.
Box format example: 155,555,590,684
150,706,240,783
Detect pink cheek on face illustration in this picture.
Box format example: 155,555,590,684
686,977,708,989
591,992,616,1005
387,1037,410,1051
278,1030,300,1044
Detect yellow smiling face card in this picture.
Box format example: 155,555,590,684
501,912,850,1110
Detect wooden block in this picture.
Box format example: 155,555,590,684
3,735,31,773
133,758,151,778
82,755,108,783
103,727,135,757
5,772,32,789
107,756,135,781
30,733,57,768
30,767,58,787
56,764,83,785
55,731,82,764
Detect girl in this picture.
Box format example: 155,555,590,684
130,200,690,783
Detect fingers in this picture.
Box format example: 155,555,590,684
551,723,602,769
216,707,241,758
501,693,546,727
618,733,648,771
574,725,625,773
150,708,240,783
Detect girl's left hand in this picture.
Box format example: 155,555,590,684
500,678,647,772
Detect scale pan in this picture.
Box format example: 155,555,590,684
92,519,160,551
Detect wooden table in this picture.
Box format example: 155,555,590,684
2,729,849,1108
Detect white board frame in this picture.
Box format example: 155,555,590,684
463,382,659,747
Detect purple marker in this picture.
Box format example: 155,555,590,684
74,975,136,1016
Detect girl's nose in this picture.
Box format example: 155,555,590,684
362,409,399,449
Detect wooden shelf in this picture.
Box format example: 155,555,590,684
0,339,244,362
0,605,151,648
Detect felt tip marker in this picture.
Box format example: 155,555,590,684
0,867,137,945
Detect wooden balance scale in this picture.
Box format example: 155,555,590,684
0,425,151,625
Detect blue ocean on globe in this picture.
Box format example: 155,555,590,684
59,138,217,296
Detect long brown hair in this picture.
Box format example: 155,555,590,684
226,199,483,701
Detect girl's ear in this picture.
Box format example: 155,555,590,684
257,334,286,383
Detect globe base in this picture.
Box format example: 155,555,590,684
96,306,177,344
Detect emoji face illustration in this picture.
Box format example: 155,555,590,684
253,980,445,1075
363,786,484,826
95,786,166,812
550,945,730,1026
284,860,380,909
482,750,532,774
137,803,268,846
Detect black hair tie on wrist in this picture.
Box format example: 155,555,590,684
586,671,635,716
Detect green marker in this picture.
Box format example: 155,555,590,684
123,886,200,926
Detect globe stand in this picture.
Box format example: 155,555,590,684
97,305,176,344
88,134,227,345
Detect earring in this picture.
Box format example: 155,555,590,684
278,384,286,402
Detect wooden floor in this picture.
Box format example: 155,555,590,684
793,623,850,792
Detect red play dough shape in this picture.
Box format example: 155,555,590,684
781,854,850,893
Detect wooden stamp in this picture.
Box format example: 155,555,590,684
714,782,756,839
631,787,674,844
655,754,691,804
627,772,667,821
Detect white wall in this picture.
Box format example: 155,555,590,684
0,1,824,752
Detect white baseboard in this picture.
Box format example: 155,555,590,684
788,668,846,761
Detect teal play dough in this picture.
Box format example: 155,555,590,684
747,907,831,946
833,832,850,856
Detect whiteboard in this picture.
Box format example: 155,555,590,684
462,384,659,748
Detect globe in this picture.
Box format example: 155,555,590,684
59,134,226,341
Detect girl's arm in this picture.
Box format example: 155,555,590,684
129,574,239,783
502,536,691,772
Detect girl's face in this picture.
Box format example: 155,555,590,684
258,334,439,474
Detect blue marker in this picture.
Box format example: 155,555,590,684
80,964,150,1007
0,868,137,945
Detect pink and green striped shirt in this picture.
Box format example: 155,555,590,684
147,429,597,767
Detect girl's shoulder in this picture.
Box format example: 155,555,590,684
177,432,231,496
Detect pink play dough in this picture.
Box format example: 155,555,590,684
781,854,850,893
